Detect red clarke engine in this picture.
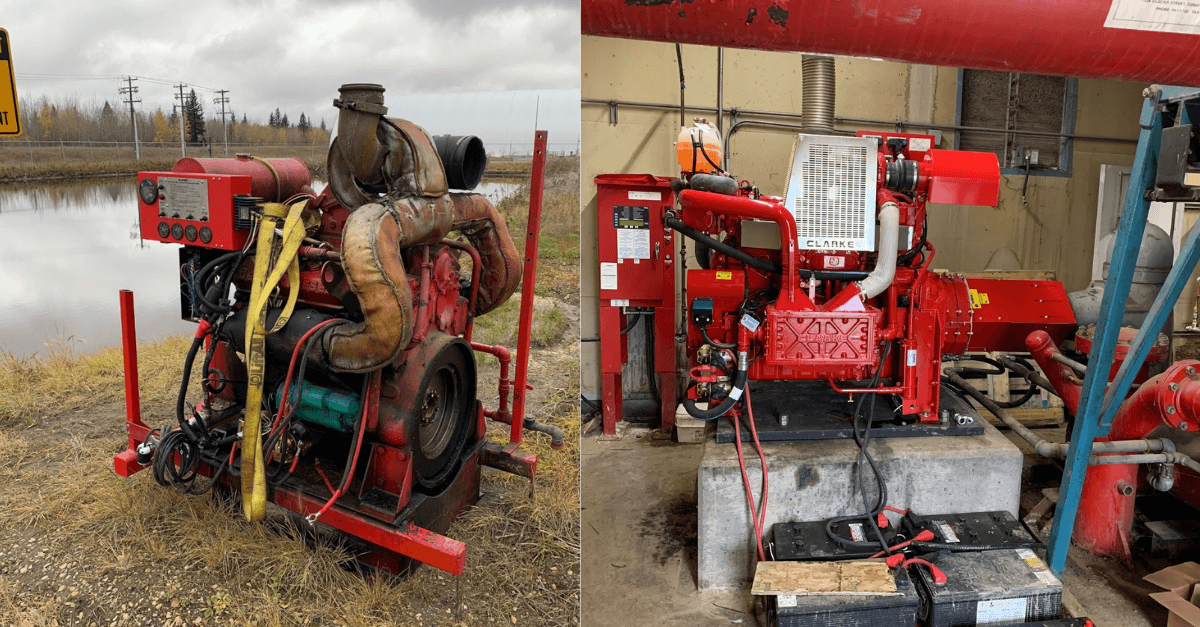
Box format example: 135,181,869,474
676,131,1077,423
117,83,559,578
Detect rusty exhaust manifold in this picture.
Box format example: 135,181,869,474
324,84,520,373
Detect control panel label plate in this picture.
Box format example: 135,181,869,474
160,177,210,220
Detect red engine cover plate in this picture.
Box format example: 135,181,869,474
765,307,882,368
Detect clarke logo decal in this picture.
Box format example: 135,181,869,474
803,238,865,250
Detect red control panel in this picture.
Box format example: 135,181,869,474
137,172,254,250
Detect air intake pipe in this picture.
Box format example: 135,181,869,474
434,135,488,190
858,201,900,299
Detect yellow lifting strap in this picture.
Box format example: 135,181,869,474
241,200,306,521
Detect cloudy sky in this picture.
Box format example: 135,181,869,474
5,0,580,152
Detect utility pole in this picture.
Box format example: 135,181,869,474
213,89,229,155
174,83,187,157
119,77,141,159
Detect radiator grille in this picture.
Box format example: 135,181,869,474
785,135,877,251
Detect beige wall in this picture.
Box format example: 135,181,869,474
580,35,1144,398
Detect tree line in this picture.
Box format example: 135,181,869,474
5,94,331,146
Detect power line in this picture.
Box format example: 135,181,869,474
174,84,187,158
214,89,230,155
118,76,141,160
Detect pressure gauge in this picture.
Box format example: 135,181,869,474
139,178,160,205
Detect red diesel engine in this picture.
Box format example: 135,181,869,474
675,131,1077,423
115,83,560,577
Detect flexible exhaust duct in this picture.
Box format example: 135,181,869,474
801,55,835,134
322,84,521,373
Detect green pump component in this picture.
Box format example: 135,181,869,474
275,379,361,433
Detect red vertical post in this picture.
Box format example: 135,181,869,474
509,131,548,446
119,290,143,448
599,305,625,436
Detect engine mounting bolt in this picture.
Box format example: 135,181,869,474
1170,382,1180,391
1167,405,1178,414
1181,421,1190,431
1188,366,1197,376
939,409,950,423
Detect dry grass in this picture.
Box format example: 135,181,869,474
0,144,330,184
0,338,579,626
0,335,196,428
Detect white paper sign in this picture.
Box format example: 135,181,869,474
616,229,651,259
628,190,661,201
776,594,797,608
976,597,1027,624
600,262,618,290
1105,0,1200,34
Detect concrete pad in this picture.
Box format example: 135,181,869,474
697,421,1023,590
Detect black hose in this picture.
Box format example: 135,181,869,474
646,311,661,409
701,326,737,350
176,334,209,442
683,368,748,420
666,217,780,274
825,341,893,553
620,311,644,336
992,384,1037,409
665,216,871,281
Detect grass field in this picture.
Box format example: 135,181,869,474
0,142,539,184
0,157,581,626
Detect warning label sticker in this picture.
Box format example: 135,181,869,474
976,597,1027,624
1105,0,1200,34
715,271,732,280
933,521,960,543
968,288,990,309
600,262,618,291
616,229,650,260
848,523,866,542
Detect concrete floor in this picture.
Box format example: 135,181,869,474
581,420,1173,627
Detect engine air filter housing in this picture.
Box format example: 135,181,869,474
784,134,877,252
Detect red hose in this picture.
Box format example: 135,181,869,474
268,318,345,448
733,387,770,561
731,412,764,561
309,390,369,523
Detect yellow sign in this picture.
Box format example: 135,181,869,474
715,271,732,280
0,29,18,137
968,288,990,309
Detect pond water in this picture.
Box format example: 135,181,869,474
0,177,522,359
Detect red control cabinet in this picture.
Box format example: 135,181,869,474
595,174,677,436
137,172,254,251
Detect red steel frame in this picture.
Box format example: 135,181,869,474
114,131,553,577
508,130,548,447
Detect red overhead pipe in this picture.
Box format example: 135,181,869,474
583,0,1200,87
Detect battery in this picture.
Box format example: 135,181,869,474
771,511,1036,562
769,565,920,627
914,548,1063,627
1008,614,1094,619
770,518,896,561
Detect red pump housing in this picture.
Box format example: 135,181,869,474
682,132,1076,421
